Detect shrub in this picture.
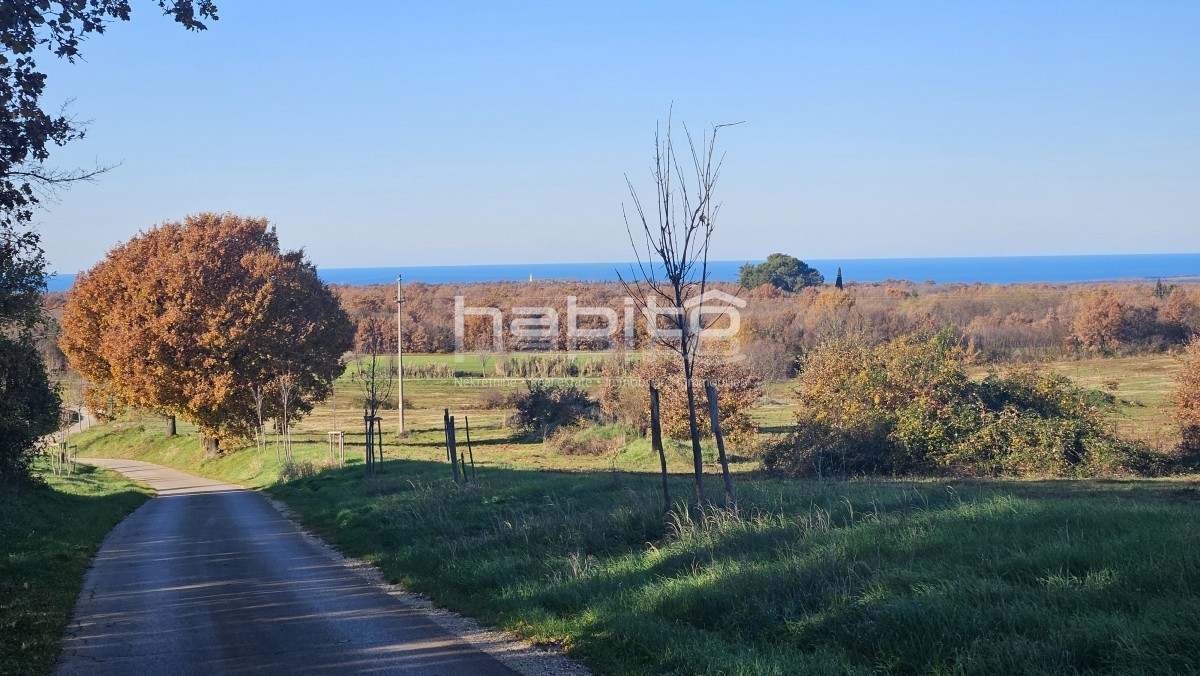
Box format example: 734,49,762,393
598,355,762,451
350,396,396,411
1177,338,1200,460
777,329,1153,478
512,381,597,439
477,387,514,410
545,424,634,456
280,459,333,482
405,362,454,379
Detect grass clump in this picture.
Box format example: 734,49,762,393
0,462,150,675
544,423,636,456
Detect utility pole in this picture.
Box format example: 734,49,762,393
396,275,406,435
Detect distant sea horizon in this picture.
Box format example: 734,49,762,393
44,253,1200,292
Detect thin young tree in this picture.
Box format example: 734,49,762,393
276,373,296,462
352,317,396,475
618,111,740,510
251,383,267,456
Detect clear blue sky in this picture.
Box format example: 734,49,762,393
36,0,1200,274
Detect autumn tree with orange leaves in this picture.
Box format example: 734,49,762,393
1072,286,1129,351
60,213,354,455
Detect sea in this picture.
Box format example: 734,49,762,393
44,253,1200,292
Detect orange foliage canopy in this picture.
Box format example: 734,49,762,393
59,213,354,448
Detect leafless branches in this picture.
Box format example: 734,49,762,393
617,110,741,510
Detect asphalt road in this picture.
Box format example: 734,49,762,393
56,458,515,675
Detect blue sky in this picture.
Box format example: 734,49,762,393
35,1,1200,273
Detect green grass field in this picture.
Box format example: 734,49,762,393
59,352,1200,674
66,419,1200,674
272,464,1200,674
0,464,151,675
1047,355,1181,446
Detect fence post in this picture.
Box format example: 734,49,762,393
363,415,374,476
649,381,670,514
705,380,735,507
464,415,477,481
374,416,384,473
448,415,461,484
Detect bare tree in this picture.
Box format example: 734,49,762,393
352,319,396,475
276,374,296,462
618,111,740,510
475,345,495,378
251,383,267,456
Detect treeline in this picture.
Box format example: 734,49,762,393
740,280,1199,374
321,279,1200,375
42,277,1200,381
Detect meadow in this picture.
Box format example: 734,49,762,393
61,351,1200,674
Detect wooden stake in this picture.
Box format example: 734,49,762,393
443,408,452,462
375,416,384,473
704,380,735,506
649,381,670,514
448,415,461,484
464,415,477,481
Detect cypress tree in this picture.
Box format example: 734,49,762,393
835,267,843,290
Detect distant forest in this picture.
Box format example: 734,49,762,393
42,278,1199,382
334,279,1199,378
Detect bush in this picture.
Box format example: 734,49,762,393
477,387,514,410
600,355,762,451
512,381,597,439
775,329,1153,478
1177,338,1200,461
280,459,334,482
349,396,397,411
406,362,454,379
545,424,634,456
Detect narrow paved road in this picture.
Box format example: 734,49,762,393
57,459,515,675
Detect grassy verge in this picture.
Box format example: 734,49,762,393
0,463,151,675
72,420,1200,674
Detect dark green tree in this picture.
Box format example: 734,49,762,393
835,267,843,290
0,228,60,483
738,253,824,292
0,1,219,482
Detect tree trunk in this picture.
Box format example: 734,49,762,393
202,436,219,458
682,359,705,511
165,415,176,436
